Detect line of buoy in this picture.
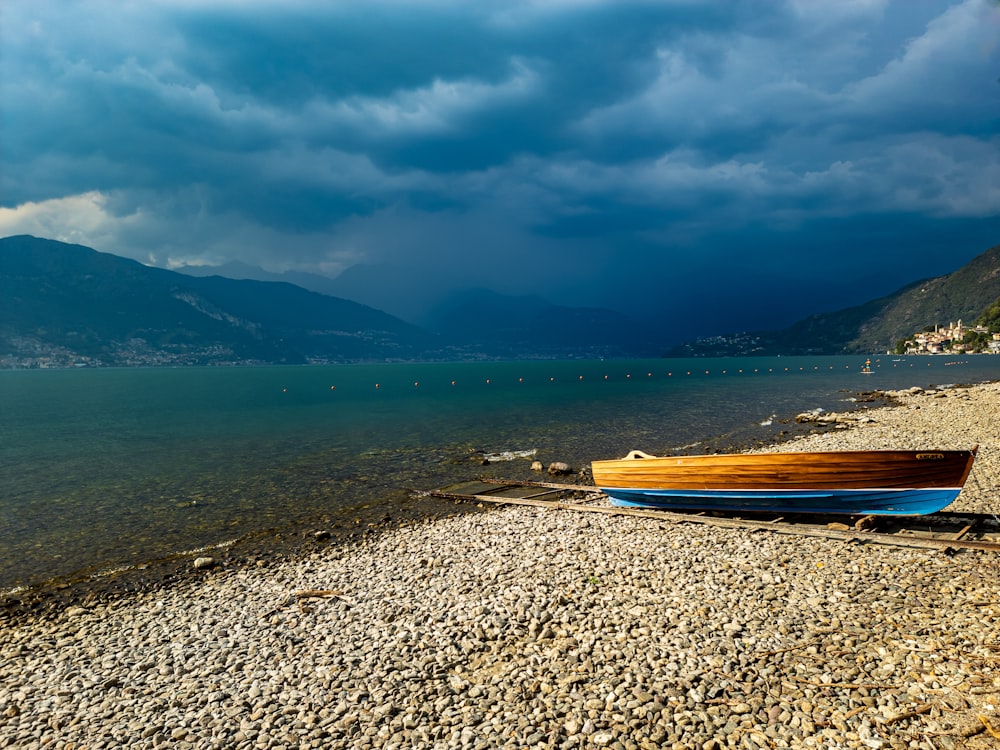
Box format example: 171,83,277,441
278,359,963,393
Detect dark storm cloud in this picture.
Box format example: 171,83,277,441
1,0,998,332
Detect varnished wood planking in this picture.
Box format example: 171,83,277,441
591,450,977,490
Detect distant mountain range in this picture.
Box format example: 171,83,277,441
3,235,997,367
0,235,658,367
669,243,1000,356
175,259,659,356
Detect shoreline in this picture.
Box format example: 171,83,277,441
0,491,489,626
2,382,999,748
5,353,995,613
0,387,894,624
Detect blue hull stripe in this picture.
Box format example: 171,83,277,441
601,487,962,516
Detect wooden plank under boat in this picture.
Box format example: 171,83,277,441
590,448,978,516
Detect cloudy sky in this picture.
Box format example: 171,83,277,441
2,0,998,334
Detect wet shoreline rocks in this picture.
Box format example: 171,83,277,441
2,383,1000,749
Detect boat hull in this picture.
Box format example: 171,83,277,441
591,449,977,516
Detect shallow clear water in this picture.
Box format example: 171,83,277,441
2,355,998,590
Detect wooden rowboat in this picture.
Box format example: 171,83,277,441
591,448,978,516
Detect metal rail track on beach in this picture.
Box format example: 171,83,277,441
420,478,1000,553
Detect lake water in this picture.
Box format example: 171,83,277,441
3,355,999,592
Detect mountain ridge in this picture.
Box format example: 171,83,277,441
5,235,998,366
669,242,1000,356
0,235,433,366
0,235,658,366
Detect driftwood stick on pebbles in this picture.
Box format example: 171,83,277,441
975,713,1000,740
881,702,933,725
980,713,1000,739
294,588,342,599
294,588,356,612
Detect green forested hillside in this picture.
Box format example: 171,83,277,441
0,235,431,366
848,244,1000,351
669,242,1000,356
978,298,1000,332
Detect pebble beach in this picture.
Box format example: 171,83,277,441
2,383,1000,750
